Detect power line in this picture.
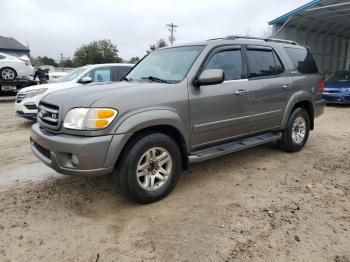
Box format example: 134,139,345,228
166,23,178,45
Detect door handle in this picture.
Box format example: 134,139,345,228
234,89,248,95
282,84,292,90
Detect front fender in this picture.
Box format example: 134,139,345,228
115,109,190,150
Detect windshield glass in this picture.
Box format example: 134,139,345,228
328,71,350,82
59,66,91,82
126,46,204,82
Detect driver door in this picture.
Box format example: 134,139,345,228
189,46,251,149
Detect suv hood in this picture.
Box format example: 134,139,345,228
41,81,184,118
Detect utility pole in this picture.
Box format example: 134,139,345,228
60,53,64,70
166,23,178,45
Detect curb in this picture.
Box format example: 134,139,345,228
0,96,16,102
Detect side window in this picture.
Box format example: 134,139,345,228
85,67,111,82
204,50,243,81
246,49,284,78
112,66,132,81
284,47,318,74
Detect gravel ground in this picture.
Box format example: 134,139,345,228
0,101,349,262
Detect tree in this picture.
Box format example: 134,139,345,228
59,58,74,67
37,56,58,67
127,56,140,64
73,39,122,66
146,39,168,54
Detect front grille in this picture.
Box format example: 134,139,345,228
38,102,60,130
16,93,25,103
326,89,340,93
324,96,341,102
24,104,37,110
32,141,51,160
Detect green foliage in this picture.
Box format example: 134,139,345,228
73,39,123,66
146,39,168,54
37,56,58,67
59,59,74,67
127,56,140,64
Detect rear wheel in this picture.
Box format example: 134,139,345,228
115,133,182,204
0,67,17,80
278,108,310,152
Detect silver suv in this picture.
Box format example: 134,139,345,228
30,36,325,203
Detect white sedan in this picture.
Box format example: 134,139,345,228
0,52,34,80
15,63,133,120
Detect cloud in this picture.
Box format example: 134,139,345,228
0,0,309,61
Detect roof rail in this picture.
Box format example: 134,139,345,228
206,37,224,41
224,35,299,45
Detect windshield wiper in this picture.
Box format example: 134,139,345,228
120,76,132,82
141,76,171,84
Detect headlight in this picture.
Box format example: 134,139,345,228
63,108,118,130
341,87,350,92
18,88,47,98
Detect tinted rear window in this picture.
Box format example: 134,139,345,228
246,49,284,78
284,47,318,74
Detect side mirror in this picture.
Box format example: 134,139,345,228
197,69,224,86
79,76,92,84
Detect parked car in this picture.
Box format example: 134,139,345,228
323,71,350,104
48,71,68,83
30,36,325,203
15,63,133,120
0,52,34,80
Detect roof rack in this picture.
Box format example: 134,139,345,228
224,35,299,45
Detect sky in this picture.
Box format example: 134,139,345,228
0,0,309,62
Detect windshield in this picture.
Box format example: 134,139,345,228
328,71,350,82
59,66,91,82
126,46,204,82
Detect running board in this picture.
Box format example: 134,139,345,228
188,132,281,163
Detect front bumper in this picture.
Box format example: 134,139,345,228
322,93,350,104
30,123,132,176
15,101,38,120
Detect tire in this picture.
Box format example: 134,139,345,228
0,67,17,80
278,108,310,152
115,133,182,204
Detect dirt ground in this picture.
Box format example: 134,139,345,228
0,101,349,262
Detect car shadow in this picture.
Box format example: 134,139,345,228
8,142,281,217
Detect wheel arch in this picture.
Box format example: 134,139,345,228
281,92,315,130
110,110,190,170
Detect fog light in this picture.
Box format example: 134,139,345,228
71,154,79,166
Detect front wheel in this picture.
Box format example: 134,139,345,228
115,133,182,204
0,67,17,80
278,108,310,152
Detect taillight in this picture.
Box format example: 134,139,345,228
319,79,325,93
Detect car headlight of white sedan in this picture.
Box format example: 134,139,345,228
17,88,48,99
63,108,118,130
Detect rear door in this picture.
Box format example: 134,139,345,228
189,45,251,149
245,45,292,132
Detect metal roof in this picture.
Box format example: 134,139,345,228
269,0,350,38
0,36,29,51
